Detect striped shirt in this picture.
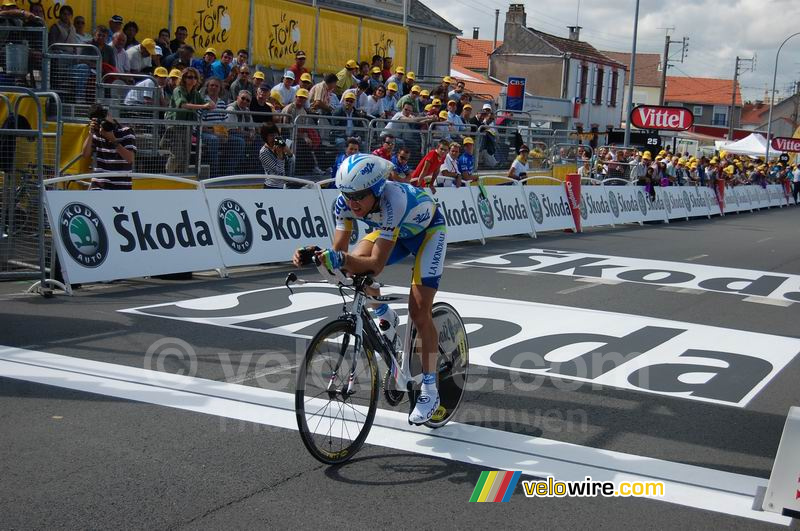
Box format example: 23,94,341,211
201,96,228,122
259,145,292,188
89,126,137,190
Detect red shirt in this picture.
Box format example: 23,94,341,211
381,69,392,83
411,149,444,183
371,146,392,160
288,63,309,86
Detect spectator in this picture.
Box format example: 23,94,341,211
402,71,416,97
268,89,284,110
458,137,477,184
456,92,472,115
331,92,365,146
107,15,123,44
385,67,405,96
272,70,298,109
166,68,182,98
391,147,412,182
336,59,359,96
440,75,454,95
122,21,139,49
792,164,800,205
411,139,448,193
331,137,361,179
358,61,370,82
370,54,383,72
281,88,308,122
126,38,157,74
448,80,466,101
211,49,237,88
250,85,274,120
73,15,91,43
419,89,431,109
252,70,266,94
440,142,462,187
163,44,193,70
282,88,320,176
382,82,399,117
446,99,464,129
578,158,592,180
81,103,136,189
366,66,383,92
372,135,394,160
363,84,385,118
111,32,130,73
259,124,293,188
90,26,115,68
308,73,337,114
395,85,421,114
169,26,188,54
124,66,168,106
458,104,473,134
381,56,393,82
508,145,530,180
343,80,369,111
155,28,171,56
199,76,231,176
163,67,214,173
298,73,313,108
430,110,453,143
225,89,258,173
229,65,254,100
190,48,216,81
48,4,78,44
233,48,249,69
288,50,308,85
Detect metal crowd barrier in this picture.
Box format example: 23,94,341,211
45,43,101,118
292,114,371,179
0,25,47,89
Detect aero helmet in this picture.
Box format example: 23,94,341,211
335,154,390,197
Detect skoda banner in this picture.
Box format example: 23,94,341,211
432,187,485,243
45,190,222,284
578,186,615,228
469,185,535,239
526,186,576,232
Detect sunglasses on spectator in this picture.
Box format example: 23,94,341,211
342,190,371,202
240,96,251,102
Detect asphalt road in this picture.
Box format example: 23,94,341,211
1,206,799,529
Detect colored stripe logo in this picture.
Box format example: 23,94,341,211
469,470,521,502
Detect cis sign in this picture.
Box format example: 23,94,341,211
630,105,694,131
771,137,800,153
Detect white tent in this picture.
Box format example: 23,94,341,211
719,133,783,158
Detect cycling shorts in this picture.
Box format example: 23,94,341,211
362,207,447,289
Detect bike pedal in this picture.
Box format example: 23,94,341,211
430,406,447,422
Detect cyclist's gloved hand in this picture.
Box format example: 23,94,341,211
293,245,321,267
317,248,345,274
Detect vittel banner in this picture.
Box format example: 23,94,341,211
206,189,332,267
469,185,535,239
45,190,222,284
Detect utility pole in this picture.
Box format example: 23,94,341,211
623,0,641,148
493,9,499,50
727,55,755,140
657,27,687,106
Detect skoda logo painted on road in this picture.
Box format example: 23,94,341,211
218,199,253,254
636,190,648,216
579,197,588,220
608,191,620,218
59,203,108,268
477,193,494,229
528,192,544,225
682,190,692,212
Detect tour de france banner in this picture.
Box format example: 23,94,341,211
360,19,406,71
317,9,359,74
96,0,167,45
173,0,248,59
44,190,223,284
28,0,91,27
205,189,332,268
252,0,316,69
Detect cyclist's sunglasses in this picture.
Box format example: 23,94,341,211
342,189,372,201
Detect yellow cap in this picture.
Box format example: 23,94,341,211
431,98,442,106
168,68,182,78
411,85,421,94
205,48,217,57
300,72,312,82
420,89,430,97
395,66,405,74
270,90,283,106
343,91,356,101
438,110,449,119
443,76,453,83
2,0,17,6
296,88,309,98
346,59,358,69
141,38,157,55
406,71,415,80
253,71,265,80
386,82,398,91
424,104,432,111
463,137,474,145
153,66,168,78
371,66,381,74
463,103,472,110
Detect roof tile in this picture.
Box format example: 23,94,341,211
665,76,742,106
600,51,661,87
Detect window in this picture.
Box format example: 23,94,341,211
579,63,589,103
609,70,618,107
712,105,728,126
594,67,604,105
417,45,433,77
693,105,703,117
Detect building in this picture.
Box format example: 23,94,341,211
488,4,627,131
452,36,504,101
740,102,769,131
600,51,662,110
664,76,742,138
742,92,800,137
304,0,461,78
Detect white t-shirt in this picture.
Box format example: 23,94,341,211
272,82,298,108
437,153,459,187
510,158,529,179
123,78,157,105
125,45,152,73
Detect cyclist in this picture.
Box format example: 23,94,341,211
292,153,447,425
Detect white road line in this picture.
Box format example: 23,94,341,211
686,254,709,261
228,363,299,385
0,346,789,526
657,286,706,295
742,297,794,307
557,283,601,295
575,277,624,285
757,237,775,244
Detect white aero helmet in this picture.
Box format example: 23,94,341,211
335,153,391,196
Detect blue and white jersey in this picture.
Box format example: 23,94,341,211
334,181,437,241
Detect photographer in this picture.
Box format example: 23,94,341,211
81,103,136,189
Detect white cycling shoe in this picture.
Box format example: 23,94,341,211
409,389,440,425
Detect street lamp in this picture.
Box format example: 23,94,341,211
764,32,800,162
623,0,641,148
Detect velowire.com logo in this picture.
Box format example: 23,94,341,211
469,470,522,503
59,202,108,268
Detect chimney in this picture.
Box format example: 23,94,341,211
567,25,582,41
506,4,526,27
472,27,479,40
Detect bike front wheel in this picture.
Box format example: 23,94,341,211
295,319,379,465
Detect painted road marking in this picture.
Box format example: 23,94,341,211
122,285,800,408
686,254,709,261
742,297,794,308
0,346,790,526
456,248,800,303
557,283,601,295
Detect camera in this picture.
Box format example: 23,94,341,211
101,119,115,132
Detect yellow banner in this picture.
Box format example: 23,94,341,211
317,9,359,74
96,1,168,44
360,19,406,72
252,0,316,68
173,0,248,56
27,0,92,28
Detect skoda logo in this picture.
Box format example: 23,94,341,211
682,190,692,212
330,199,359,244
636,190,648,215
477,193,494,229
528,192,544,225
579,198,588,220
608,191,620,218
218,199,253,254
664,191,672,214
59,202,108,268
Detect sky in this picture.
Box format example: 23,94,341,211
420,0,800,103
